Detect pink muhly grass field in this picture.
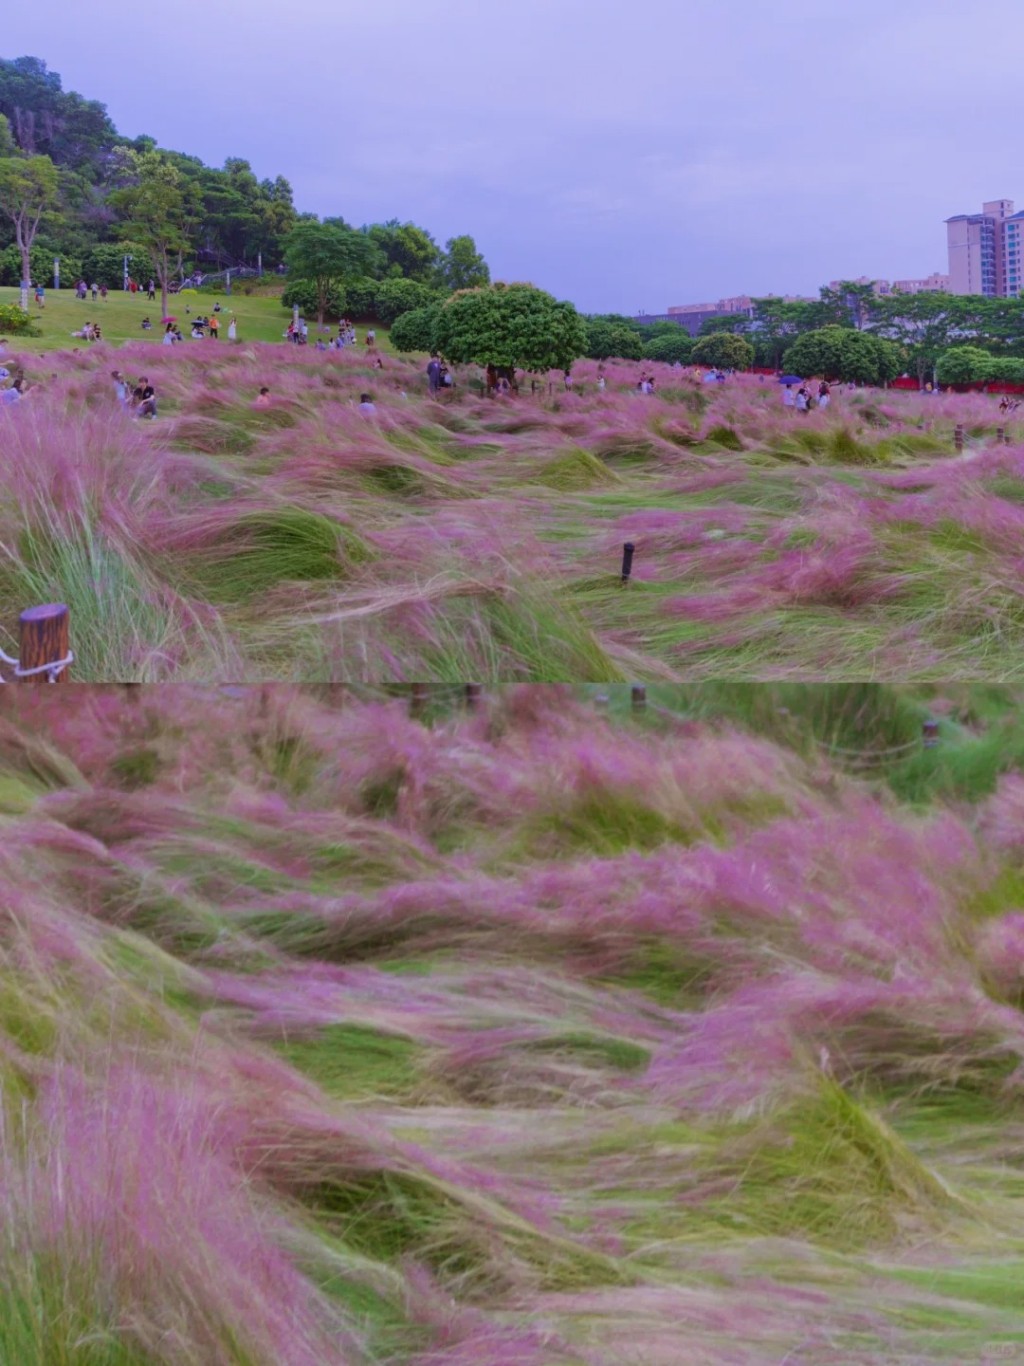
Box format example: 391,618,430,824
1,345,1024,679
1,683,1024,1361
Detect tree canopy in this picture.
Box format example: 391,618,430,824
782,326,902,386
282,220,373,326
585,317,643,361
433,283,588,372
641,331,693,365
690,333,754,370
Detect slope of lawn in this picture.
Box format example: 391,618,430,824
1,339,1024,680
0,284,390,352
2,683,1024,1364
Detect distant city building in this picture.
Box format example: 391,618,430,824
946,200,1021,296
890,273,950,294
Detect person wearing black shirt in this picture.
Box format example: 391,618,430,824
132,377,157,418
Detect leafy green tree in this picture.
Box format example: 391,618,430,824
0,154,59,307
81,240,149,289
434,283,588,372
108,151,201,317
690,332,754,370
374,277,442,326
362,220,439,282
641,331,693,364
698,313,747,336
0,114,16,159
437,234,490,291
870,293,973,387
782,326,901,385
283,220,372,328
586,318,643,360
281,277,346,321
935,345,996,386
390,304,442,354
343,277,379,320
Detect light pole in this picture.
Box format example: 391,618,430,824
123,254,132,291
53,257,59,291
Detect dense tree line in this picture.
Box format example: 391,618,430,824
0,55,489,318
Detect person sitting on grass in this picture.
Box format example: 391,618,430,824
254,387,271,408
131,376,156,419
358,393,377,414
190,322,205,340
141,316,152,330
112,370,130,409
0,377,25,407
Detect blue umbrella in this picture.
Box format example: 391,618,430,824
778,374,802,384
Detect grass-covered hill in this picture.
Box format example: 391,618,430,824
2,340,1024,681
2,682,1024,1363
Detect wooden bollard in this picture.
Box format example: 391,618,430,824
997,427,1005,445
954,424,964,453
631,685,646,713
18,604,70,683
621,542,635,584
922,718,940,749
410,682,428,719
465,683,482,711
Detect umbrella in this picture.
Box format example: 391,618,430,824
778,374,802,384
161,316,177,324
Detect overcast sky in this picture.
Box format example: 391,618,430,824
5,0,1020,313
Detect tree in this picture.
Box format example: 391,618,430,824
283,220,372,328
0,154,59,308
374,277,441,326
81,239,150,289
690,332,754,370
390,304,442,354
870,293,971,387
642,331,693,365
433,283,588,373
586,318,643,360
437,234,490,291
782,326,901,385
362,220,439,282
935,345,996,386
108,151,200,318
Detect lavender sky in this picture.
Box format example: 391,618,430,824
7,0,1021,313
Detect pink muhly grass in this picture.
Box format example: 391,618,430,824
3,1062,355,1366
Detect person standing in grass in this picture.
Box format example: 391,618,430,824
818,379,831,410
254,387,271,407
427,355,441,395
795,386,809,413
112,370,130,408
100,284,107,302
227,316,237,342
209,314,219,341
34,283,44,309
147,279,156,301
91,281,98,301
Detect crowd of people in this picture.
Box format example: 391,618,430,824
782,379,833,412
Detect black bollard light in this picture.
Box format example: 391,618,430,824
621,542,635,584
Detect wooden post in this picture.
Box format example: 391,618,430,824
621,542,635,584
18,604,70,683
922,718,940,749
954,424,964,453
410,682,428,719
465,683,482,711
997,427,1005,445
631,685,646,713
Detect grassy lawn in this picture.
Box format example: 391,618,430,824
0,285,392,353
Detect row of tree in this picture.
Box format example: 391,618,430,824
0,55,490,320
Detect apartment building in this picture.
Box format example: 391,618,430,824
946,200,1015,296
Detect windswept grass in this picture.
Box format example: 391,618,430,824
0,685,1022,1361
2,347,1024,678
